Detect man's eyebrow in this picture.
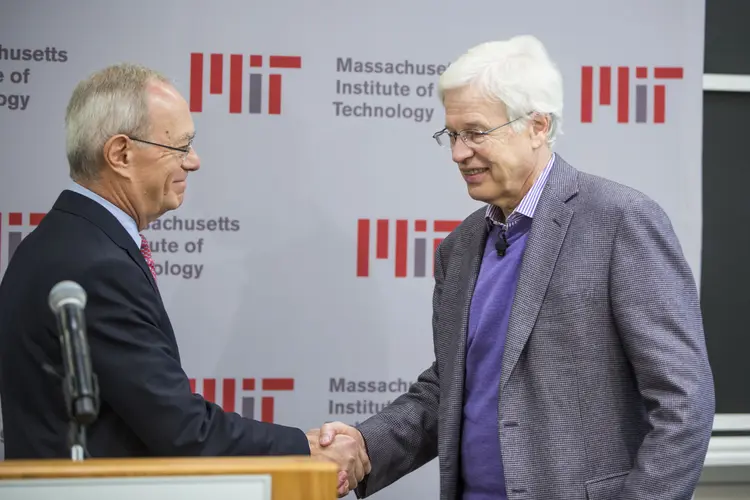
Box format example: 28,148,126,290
446,121,486,132
462,122,488,130
176,131,196,143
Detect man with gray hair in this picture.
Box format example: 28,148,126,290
314,35,715,499
0,63,367,490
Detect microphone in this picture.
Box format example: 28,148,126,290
495,228,509,257
48,281,99,458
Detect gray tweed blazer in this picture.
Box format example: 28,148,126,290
355,155,714,500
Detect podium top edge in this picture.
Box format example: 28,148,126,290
0,456,338,479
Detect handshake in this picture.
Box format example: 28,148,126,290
307,421,371,497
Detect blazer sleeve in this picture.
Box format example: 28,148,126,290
610,196,714,499
80,258,310,457
352,241,446,497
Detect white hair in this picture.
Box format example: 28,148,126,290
438,35,564,146
65,63,171,181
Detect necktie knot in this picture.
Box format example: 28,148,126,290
139,234,158,282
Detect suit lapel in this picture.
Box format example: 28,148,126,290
52,190,161,297
448,218,488,395
124,243,160,296
499,157,578,392
440,214,488,491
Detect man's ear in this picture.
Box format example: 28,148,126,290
529,113,550,148
103,134,134,177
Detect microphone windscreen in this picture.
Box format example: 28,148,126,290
48,280,87,313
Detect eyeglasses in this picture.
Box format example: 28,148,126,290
432,115,525,149
128,136,194,162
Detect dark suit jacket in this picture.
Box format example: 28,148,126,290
0,189,309,458
354,156,714,500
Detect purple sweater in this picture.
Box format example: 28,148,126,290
460,216,533,500
458,155,554,499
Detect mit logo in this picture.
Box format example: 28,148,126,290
189,53,302,114
189,377,294,423
0,212,45,273
581,66,684,124
357,219,461,278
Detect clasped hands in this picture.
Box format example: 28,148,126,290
307,421,371,497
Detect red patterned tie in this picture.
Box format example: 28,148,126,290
139,234,158,282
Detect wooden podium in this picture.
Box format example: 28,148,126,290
0,456,339,500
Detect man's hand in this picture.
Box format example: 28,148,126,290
319,421,371,494
307,424,370,497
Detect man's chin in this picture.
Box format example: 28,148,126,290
466,184,495,204
164,192,184,211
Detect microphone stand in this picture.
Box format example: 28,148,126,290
61,345,100,461
69,422,86,461
56,303,100,461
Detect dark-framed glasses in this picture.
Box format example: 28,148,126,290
128,136,194,162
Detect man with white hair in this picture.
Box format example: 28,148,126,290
0,64,367,489
314,35,714,499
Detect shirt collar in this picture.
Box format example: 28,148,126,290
66,181,142,248
485,153,556,227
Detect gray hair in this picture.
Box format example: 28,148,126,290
65,63,171,181
438,35,564,146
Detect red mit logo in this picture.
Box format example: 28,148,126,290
189,53,302,114
0,212,45,274
189,377,294,423
357,219,461,278
581,66,684,124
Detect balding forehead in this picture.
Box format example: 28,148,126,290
145,80,179,101
144,80,193,143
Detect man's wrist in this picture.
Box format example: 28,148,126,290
353,426,371,463
305,430,319,454
354,428,366,449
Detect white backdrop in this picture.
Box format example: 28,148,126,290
0,1,705,498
